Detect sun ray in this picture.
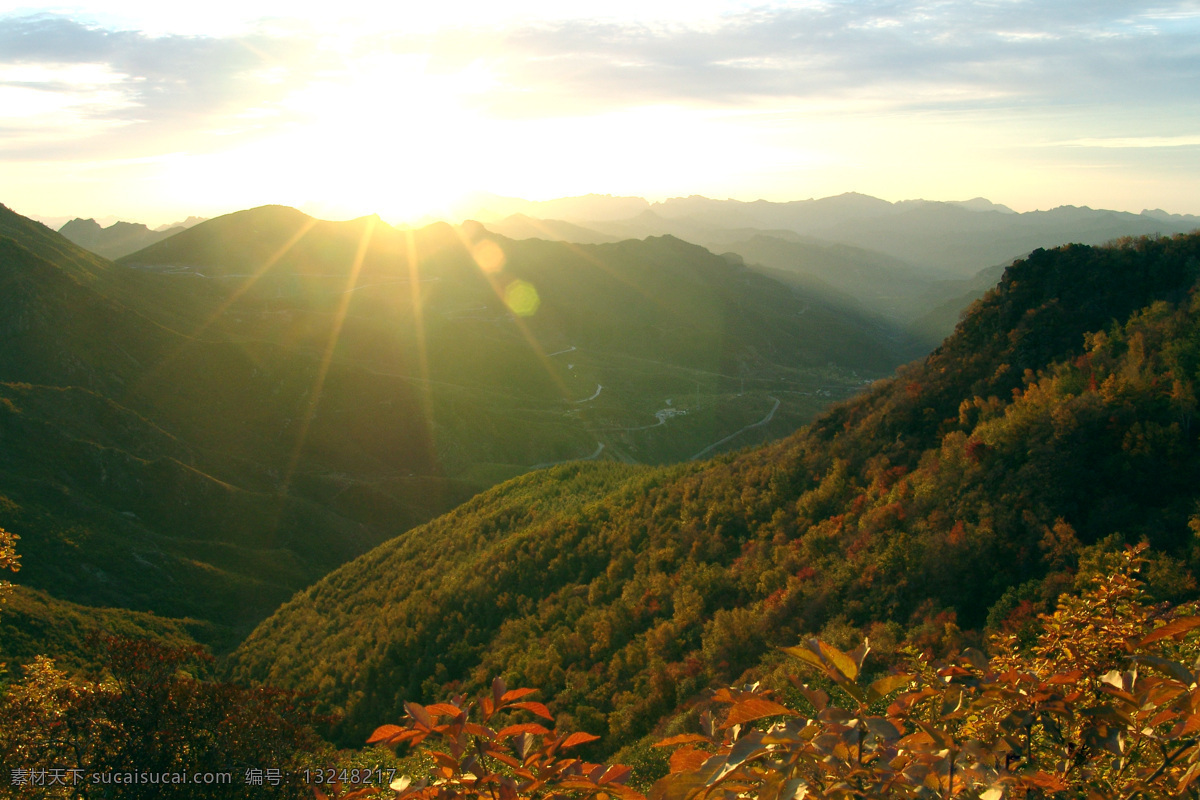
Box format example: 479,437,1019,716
125,215,320,420
281,215,377,492
404,227,438,461
188,216,320,340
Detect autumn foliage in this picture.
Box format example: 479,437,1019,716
0,635,324,799
0,525,18,602
362,677,642,800
371,546,1200,799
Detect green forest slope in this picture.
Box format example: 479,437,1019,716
229,233,1200,758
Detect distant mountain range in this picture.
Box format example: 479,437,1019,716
58,216,206,259
59,193,1196,350
480,192,1199,346
468,193,1195,278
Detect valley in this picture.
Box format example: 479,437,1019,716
0,200,910,659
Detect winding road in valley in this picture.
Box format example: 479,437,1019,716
529,442,606,470
689,396,781,461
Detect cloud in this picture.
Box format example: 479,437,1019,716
387,0,1200,116
0,13,324,157
2,1,1197,158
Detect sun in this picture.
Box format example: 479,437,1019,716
157,52,494,224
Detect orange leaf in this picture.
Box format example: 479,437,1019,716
711,688,737,704
512,701,554,720
501,688,538,702
561,732,601,749
1170,714,1200,738
498,723,551,738
485,749,522,768
460,724,494,738
1030,771,1068,791
722,698,798,728
606,784,649,800
367,724,406,744
1046,670,1085,685
405,701,434,728
599,765,634,784
1140,617,1200,646
669,746,710,774
654,734,712,748
463,722,495,738
427,703,465,717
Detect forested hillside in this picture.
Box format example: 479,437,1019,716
231,233,1200,761
0,201,912,663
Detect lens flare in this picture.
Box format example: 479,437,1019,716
503,280,540,317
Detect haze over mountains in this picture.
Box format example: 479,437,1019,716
61,190,1200,351
476,192,1200,346
58,216,206,260
469,192,1197,273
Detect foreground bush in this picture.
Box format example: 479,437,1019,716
0,636,325,799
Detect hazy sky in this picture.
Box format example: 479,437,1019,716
2,1,1198,225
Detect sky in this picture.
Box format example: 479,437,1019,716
1,0,1198,227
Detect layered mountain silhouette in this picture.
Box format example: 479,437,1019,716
0,202,916,662
230,232,1200,761
478,192,1198,347
58,217,201,260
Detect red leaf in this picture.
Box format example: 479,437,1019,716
1141,617,1200,646
561,732,601,749
484,749,522,768
463,722,495,738
405,701,434,729
599,765,633,785
501,688,538,703
669,746,710,774
367,724,405,744
722,698,798,728
498,723,551,738
511,701,554,720
427,703,465,717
